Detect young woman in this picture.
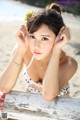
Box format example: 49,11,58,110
0,5,77,101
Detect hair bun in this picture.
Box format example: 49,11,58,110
46,3,61,15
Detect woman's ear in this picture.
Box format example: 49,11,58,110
54,27,65,44
60,34,64,41
58,26,65,36
59,26,71,40
54,26,71,44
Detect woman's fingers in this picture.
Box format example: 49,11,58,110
16,25,29,41
20,25,28,37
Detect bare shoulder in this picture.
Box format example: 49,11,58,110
62,51,77,74
67,56,77,73
59,51,78,87
63,55,77,84
60,51,78,73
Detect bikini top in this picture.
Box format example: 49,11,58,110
23,56,69,96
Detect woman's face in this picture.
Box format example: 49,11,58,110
28,24,56,60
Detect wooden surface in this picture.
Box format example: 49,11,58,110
0,91,80,120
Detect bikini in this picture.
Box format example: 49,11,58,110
23,56,69,96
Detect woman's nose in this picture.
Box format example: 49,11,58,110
34,40,41,48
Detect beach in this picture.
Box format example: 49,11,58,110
0,0,80,98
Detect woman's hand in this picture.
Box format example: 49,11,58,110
16,25,29,57
54,26,71,50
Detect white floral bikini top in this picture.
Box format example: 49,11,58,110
23,56,69,96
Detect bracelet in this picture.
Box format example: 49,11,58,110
12,60,22,67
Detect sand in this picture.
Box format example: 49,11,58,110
0,12,80,98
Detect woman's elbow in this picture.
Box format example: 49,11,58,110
43,93,58,101
0,87,11,94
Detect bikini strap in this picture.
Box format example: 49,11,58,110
26,56,34,69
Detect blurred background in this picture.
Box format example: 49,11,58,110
0,0,80,98
14,0,80,15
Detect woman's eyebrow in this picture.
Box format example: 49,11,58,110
29,33,34,35
41,35,50,37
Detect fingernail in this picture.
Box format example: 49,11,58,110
0,107,3,112
0,99,5,105
1,93,6,99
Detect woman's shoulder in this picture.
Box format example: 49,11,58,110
60,51,77,65
60,51,78,78
59,51,77,85
66,55,78,74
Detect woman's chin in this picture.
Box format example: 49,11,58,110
34,56,43,61
33,55,45,61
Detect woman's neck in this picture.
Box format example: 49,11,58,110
33,50,66,69
34,51,52,69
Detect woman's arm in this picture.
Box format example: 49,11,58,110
0,25,29,93
43,49,77,100
0,48,23,93
42,27,77,100
43,48,61,100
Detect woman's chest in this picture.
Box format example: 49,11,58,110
27,64,46,84
23,51,46,83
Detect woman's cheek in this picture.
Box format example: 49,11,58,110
47,42,54,51
29,41,34,52
43,44,53,57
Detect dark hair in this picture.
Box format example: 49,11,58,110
46,3,61,15
27,9,65,36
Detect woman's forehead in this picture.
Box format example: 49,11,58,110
33,24,55,36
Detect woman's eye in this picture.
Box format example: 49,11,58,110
42,37,49,41
29,35,35,39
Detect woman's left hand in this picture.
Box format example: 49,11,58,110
54,26,71,50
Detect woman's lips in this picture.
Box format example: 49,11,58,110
34,52,42,54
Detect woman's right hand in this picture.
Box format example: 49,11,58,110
16,25,29,57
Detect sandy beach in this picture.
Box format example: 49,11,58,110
0,1,80,98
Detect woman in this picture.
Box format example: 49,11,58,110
0,5,77,101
